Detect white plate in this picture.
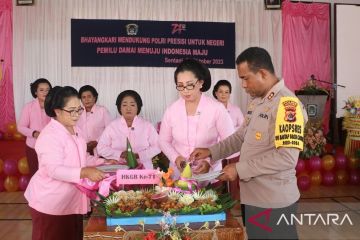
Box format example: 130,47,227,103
96,165,129,173
193,170,223,182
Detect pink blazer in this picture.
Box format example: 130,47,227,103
227,102,245,130
97,116,161,169
17,99,51,148
76,104,112,142
24,119,103,215
159,94,235,176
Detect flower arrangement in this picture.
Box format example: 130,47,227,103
295,75,329,96
343,96,360,116
158,168,175,188
142,212,192,240
300,122,327,159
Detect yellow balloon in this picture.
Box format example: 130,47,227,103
335,169,349,185
322,154,335,171
13,132,24,141
348,157,359,170
310,171,322,185
4,176,19,192
6,122,17,134
0,158,4,173
18,157,29,175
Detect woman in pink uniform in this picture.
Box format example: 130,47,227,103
159,59,235,178
18,78,52,177
213,80,244,201
25,86,108,240
97,90,161,169
77,85,112,155
213,79,244,129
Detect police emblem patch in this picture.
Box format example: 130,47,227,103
283,100,297,122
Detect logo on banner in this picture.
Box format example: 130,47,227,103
171,23,186,35
126,23,138,35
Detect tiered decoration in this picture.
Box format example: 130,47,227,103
343,96,360,157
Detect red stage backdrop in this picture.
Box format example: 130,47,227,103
282,0,331,133
0,0,14,132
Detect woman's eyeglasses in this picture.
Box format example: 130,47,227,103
61,107,84,117
176,80,198,91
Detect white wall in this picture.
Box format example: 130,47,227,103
13,0,282,123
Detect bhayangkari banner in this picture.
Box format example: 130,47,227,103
71,19,235,69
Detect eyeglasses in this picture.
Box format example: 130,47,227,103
176,80,198,91
61,107,84,117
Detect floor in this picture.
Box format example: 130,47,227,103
0,185,359,240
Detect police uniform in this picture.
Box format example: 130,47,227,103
209,79,308,238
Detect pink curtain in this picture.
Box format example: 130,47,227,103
0,0,14,132
282,0,331,133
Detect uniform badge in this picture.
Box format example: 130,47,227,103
255,132,262,140
283,100,297,122
267,92,275,100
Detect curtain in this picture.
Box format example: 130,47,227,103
282,0,330,132
13,0,282,124
0,0,14,132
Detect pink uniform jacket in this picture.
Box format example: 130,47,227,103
159,94,235,177
24,119,104,215
17,99,51,148
227,102,245,130
76,104,112,142
97,116,161,169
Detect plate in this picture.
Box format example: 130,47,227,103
96,165,129,173
193,170,223,182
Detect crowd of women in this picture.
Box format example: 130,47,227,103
17,58,244,240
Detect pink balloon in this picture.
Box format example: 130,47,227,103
296,159,306,174
349,170,360,185
335,153,347,169
297,175,311,191
18,175,30,191
308,156,322,172
322,171,335,186
0,178,4,192
4,159,18,176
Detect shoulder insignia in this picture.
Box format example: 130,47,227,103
267,92,275,100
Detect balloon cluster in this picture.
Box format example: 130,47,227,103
0,157,30,192
0,122,25,141
296,146,360,191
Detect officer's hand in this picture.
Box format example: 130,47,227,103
189,148,211,161
192,160,211,174
217,163,238,181
175,156,186,171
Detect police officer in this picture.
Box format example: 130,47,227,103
190,47,308,239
